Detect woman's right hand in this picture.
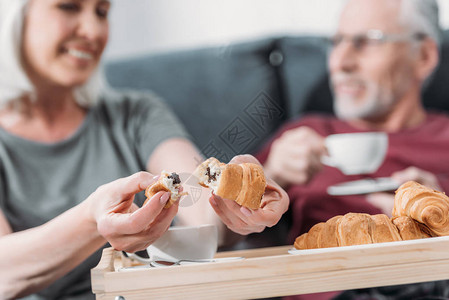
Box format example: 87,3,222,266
88,172,178,253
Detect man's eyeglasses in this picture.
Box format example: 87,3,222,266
327,30,427,51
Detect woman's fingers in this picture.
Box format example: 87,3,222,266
210,195,248,227
208,156,290,235
126,192,172,232
108,172,158,199
92,171,180,252
228,154,261,165
103,197,179,252
210,194,270,235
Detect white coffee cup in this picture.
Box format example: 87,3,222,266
127,224,218,263
321,132,388,175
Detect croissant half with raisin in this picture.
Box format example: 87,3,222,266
143,171,186,208
194,157,266,209
393,181,449,236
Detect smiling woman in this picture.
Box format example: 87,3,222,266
0,0,106,109
22,0,109,89
0,0,289,298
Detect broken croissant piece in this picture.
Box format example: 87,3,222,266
194,157,266,210
144,172,187,208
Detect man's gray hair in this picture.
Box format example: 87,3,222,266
0,0,104,108
400,0,442,47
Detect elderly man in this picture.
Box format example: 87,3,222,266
257,0,448,298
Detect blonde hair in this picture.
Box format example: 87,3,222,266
0,0,104,108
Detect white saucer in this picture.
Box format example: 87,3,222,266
327,177,400,196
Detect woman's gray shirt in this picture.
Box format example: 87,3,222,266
0,90,189,299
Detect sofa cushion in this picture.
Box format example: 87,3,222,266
105,38,286,162
275,36,329,118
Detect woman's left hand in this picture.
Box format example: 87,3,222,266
209,155,289,235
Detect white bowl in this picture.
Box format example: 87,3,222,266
128,224,218,263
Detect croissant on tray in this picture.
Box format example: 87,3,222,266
393,181,449,236
194,157,266,209
391,216,433,240
294,213,434,250
294,181,447,250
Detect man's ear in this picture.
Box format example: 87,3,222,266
415,38,440,81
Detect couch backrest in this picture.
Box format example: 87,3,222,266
275,36,329,117
105,38,287,162
105,31,449,163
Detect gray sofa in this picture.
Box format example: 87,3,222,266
106,33,449,161
105,36,328,163
105,33,449,248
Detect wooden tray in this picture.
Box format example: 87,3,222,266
91,236,449,299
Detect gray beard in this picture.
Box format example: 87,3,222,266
334,95,392,120
333,84,397,121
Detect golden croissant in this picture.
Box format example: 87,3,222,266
391,216,433,240
194,157,266,209
295,181,447,250
294,213,431,250
392,181,449,236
